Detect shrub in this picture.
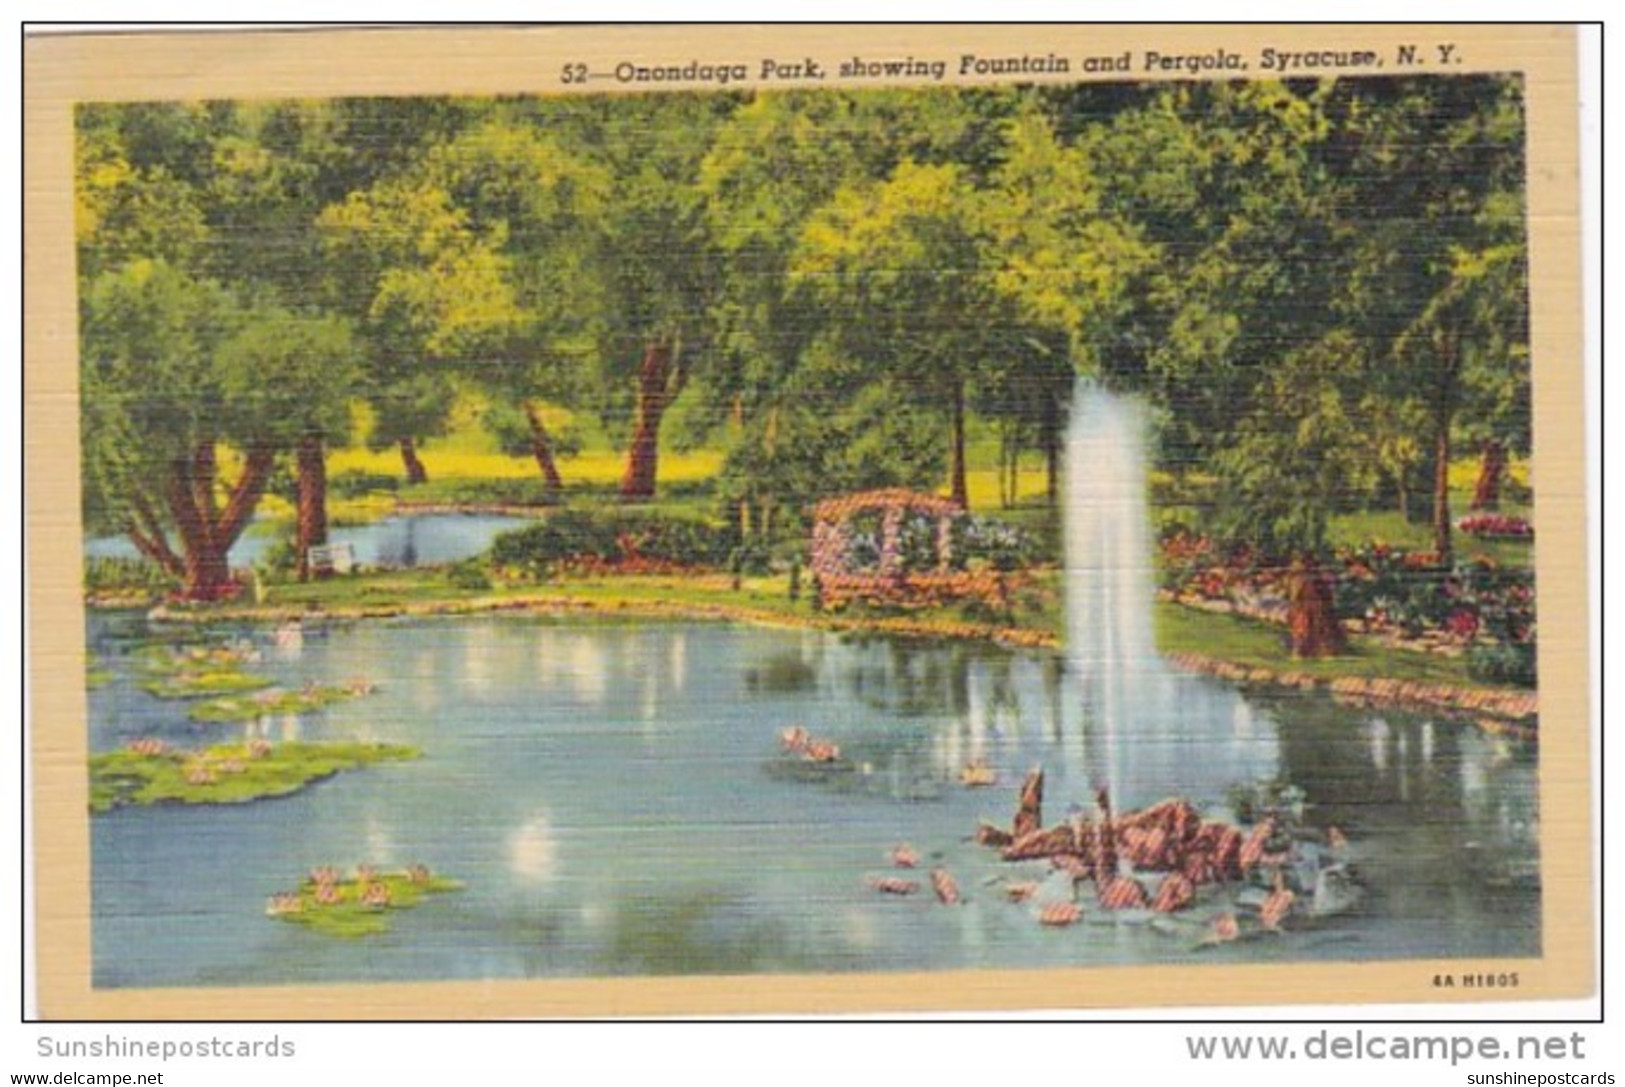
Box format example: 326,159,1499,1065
328,470,401,498
487,510,733,579
1466,643,1537,688
404,478,566,508
952,515,1037,572
84,556,173,594
728,541,773,577
445,560,492,591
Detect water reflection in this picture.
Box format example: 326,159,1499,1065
85,513,533,571
88,614,1540,988
507,814,559,883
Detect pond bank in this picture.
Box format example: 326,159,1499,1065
145,591,1059,648
136,587,1537,733
1162,650,1537,736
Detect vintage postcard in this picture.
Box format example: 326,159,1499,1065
23,24,1591,1018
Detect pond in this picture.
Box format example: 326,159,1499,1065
86,613,1540,988
85,512,533,570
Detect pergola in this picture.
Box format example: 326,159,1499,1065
808,488,1003,610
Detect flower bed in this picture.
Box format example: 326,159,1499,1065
1158,531,1536,684
1457,514,1534,539
814,570,1024,613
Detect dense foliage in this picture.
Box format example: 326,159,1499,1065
76,79,1531,630
487,511,735,578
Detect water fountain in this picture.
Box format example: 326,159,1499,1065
1062,382,1279,812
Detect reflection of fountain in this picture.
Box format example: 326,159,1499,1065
1063,384,1278,810
508,813,559,882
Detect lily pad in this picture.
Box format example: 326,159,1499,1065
268,870,463,938
187,684,370,723
140,670,274,699
88,740,419,813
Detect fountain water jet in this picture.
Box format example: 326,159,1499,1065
1063,383,1278,812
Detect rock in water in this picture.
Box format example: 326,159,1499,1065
1152,872,1195,913
868,876,920,896
1310,865,1364,918
1097,875,1149,911
1014,768,1045,838
1260,884,1295,930
1038,901,1081,927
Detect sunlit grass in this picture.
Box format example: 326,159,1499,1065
326,446,726,486
964,466,1051,510
1152,602,1481,687
1327,503,1535,569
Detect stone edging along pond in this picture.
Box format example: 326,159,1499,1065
140,593,1538,735
1160,651,1538,737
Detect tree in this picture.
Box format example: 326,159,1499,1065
1087,81,1362,656
553,95,736,500
80,261,275,600
217,308,361,581
320,110,610,496
1337,76,1529,557
318,171,518,487
980,105,1153,503
1211,333,1374,656
792,160,1001,508
700,92,879,534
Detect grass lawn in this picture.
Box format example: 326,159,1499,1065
1325,506,1535,569
251,563,1509,691
1153,601,1479,687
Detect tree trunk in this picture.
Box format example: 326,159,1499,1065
522,400,564,495
124,523,185,579
1286,558,1346,658
182,537,234,601
1432,415,1453,562
1395,472,1410,523
125,492,185,579
1471,439,1506,511
1042,393,1062,508
949,379,969,510
164,441,277,601
1430,328,1460,563
620,340,684,501
398,437,428,485
295,433,329,583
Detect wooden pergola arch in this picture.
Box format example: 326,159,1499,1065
809,488,1005,611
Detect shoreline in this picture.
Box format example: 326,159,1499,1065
129,590,1539,734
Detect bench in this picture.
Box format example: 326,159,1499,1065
307,543,356,577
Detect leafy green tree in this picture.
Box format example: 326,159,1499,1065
320,110,610,495
1083,82,1362,655
980,104,1153,502
217,307,361,580
1211,331,1370,656
792,160,1003,508
80,261,275,599
543,94,737,500
1336,76,1529,555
